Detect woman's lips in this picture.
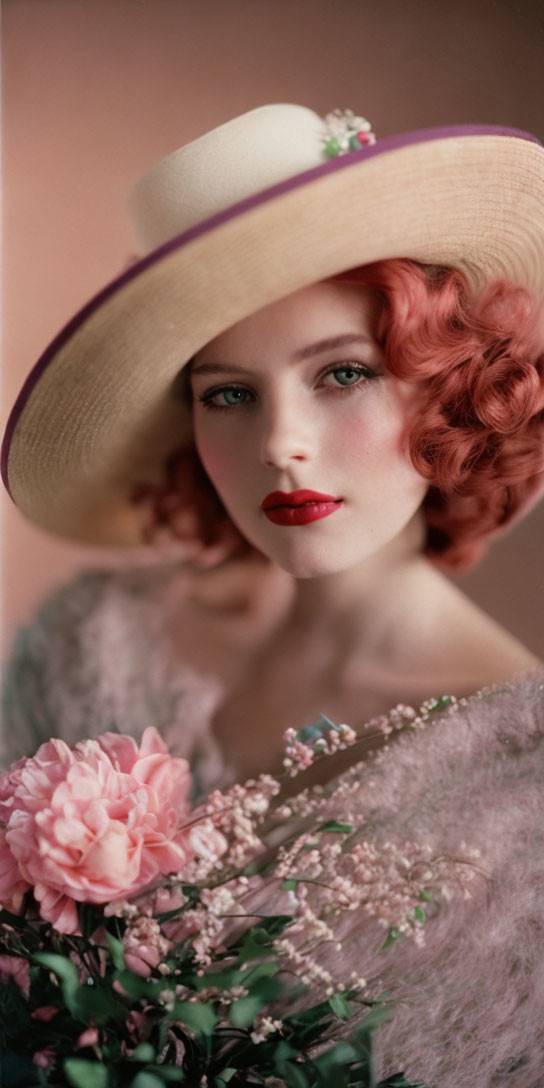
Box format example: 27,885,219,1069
261,490,343,526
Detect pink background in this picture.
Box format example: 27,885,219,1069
3,0,544,655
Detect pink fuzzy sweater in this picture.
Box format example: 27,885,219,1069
2,563,544,1086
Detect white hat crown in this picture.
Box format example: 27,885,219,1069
126,104,326,255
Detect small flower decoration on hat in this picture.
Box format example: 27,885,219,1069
322,108,376,159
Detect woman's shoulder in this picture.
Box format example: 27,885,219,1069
3,559,195,677
392,561,542,692
0,559,226,770
9,556,220,645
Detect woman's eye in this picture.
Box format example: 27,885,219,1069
219,388,252,406
323,365,375,388
199,386,253,408
195,364,378,409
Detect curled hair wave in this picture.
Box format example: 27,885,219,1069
335,260,544,567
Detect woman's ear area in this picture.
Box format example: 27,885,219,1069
130,438,254,567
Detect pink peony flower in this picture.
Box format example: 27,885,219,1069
123,943,163,978
32,1049,55,1070
0,829,31,914
150,886,186,915
75,1027,100,1049
31,1005,59,1022
0,729,196,933
0,954,30,996
126,1009,151,1039
123,1008,154,1053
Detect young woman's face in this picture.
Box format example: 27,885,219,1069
190,281,428,577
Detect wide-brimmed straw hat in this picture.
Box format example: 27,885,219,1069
3,103,544,545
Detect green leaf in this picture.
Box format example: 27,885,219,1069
130,1076,166,1088
74,984,122,1025
240,960,280,982
33,951,121,1024
106,933,126,971
274,1060,309,1088
33,952,79,996
328,992,351,1020
322,1008,385,1087
236,926,273,965
130,1043,156,1062
274,1040,298,1062
380,926,401,951
229,991,267,1029
317,820,353,834
154,905,187,924
310,1000,395,1086
313,1040,359,1080
348,1003,396,1039
281,879,298,891
145,1069,184,1083
413,906,426,923
173,1000,217,1035
295,724,325,742
77,902,102,941
64,1059,108,1088
216,1071,237,1086
114,969,158,1000
296,714,339,742
254,915,292,935
190,966,243,992
376,1077,431,1087
419,888,434,902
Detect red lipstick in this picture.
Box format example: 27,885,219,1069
261,490,343,526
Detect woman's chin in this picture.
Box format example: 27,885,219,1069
259,542,363,580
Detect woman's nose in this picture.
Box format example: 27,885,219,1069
259,398,316,469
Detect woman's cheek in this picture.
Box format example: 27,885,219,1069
195,428,244,506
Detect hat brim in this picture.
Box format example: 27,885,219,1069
3,124,544,545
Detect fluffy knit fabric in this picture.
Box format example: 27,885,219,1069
2,563,544,1086
1,563,227,794
267,675,544,1086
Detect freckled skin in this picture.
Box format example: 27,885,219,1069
190,281,428,579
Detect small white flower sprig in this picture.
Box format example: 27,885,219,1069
141,695,480,998
283,716,358,776
281,695,458,781
322,108,376,159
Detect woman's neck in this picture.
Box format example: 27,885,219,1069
285,511,428,639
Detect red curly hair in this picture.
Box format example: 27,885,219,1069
132,259,544,570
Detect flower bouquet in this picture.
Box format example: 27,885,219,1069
0,708,469,1087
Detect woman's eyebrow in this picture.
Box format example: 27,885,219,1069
294,333,374,359
190,334,374,377
190,361,254,377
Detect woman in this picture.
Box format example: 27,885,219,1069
2,105,544,1083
